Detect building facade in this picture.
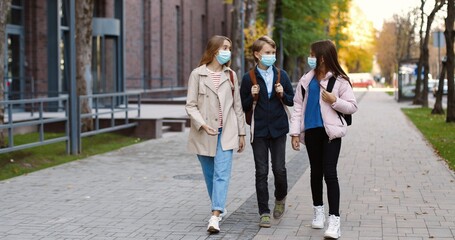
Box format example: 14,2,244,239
3,0,233,109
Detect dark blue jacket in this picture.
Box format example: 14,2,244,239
240,66,294,138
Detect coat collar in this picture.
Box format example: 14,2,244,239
195,64,232,94
300,70,334,88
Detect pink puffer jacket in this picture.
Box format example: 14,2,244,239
289,70,358,143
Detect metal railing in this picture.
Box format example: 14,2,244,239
0,92,142,154
79,92,141,139
0,96,69,154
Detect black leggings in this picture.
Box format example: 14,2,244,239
304,127,341,216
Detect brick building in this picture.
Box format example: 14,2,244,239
4,0,233,109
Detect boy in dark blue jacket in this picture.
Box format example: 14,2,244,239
240,36,294,228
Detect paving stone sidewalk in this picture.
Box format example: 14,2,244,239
0,90,454,240
254,90,455,240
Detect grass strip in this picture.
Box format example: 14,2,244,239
0,132,142,181
402,107,455,170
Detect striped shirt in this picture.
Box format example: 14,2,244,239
207,68,223,128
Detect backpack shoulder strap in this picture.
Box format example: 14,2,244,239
300,85,305,100
249,69,257,85
327,76,336,92
229,70,234,96
249,68,259,101
276,67,281,84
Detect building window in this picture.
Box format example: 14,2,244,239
7,0,23,26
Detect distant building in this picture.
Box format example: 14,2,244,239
4,0,233,111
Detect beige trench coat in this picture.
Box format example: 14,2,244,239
185,65,246,157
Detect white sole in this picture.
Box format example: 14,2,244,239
324,232,341,239
311,224,324,229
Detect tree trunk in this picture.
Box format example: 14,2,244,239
75,0,94,132
413,0,425,105
445,0,455,122
245,0,258,70
422,0,445,107
266,0,276,36
230,0,243,77
0,0,12,147
245,0,258,32
414,0,445,106
432,60,446,114
413,55,424,104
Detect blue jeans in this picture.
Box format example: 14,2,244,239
197,128,233,212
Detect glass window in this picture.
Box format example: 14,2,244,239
7,7,22,25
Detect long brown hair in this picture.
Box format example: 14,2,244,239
198,35,232,67
311,40,350,82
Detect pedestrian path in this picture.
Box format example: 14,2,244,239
254,90,455,240
0,91,454,240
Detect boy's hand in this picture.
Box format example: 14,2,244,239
251,84,260,97
275,83,283,98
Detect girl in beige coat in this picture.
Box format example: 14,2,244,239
185,35,246,234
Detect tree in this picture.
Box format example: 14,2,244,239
338,2,374,73
376,9,420,86
0,0,12,147
413,0,446,107
275,0,349,79
244,0,260,70
376,22,398,85
230,0,243,77
76,0,95,132
445,0,455,122
432,57,446,114
328,0,351,49
266,0,277,36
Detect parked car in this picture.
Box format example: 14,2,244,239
348,73,375,89
432,79,448,96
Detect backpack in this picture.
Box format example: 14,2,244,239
245,68,281,125
301,76,352,126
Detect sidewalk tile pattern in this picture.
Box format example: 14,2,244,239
1,91,454,240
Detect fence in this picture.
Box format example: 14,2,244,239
0,92,141,154
0,96,69,154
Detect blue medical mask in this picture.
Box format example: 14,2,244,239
307,57,317,69
216,50,231,65
260,54,276,67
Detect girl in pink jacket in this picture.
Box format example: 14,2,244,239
289,40,357,239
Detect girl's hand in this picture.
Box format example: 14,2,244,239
202,124,218,136
237,136,245,153
321,89,337,104
291,136,300,151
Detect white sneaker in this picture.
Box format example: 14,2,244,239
324,215,341,239
311,205,325,229
219,208,228,220
207,215,221,233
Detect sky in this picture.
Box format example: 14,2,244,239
354,0,423,30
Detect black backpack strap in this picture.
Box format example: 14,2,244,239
327,76,336,92
326,75,349,125
301,85,305,100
